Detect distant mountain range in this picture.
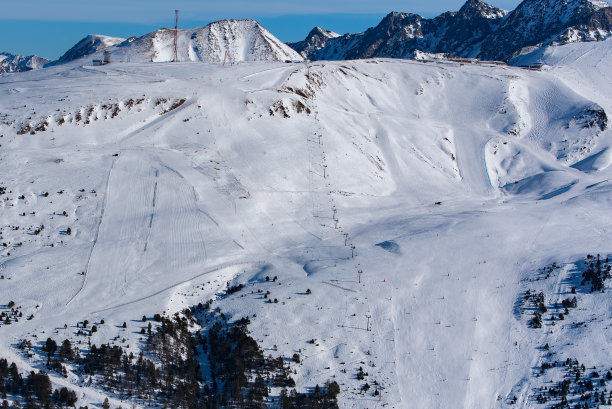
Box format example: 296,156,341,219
292,0,612,62
0,52,50,73
0,0,610,73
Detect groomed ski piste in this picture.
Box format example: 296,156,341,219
0,36,611,408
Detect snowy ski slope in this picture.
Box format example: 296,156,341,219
0,37,611,408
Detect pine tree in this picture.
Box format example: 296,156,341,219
59,339,74,361
42,338,57,364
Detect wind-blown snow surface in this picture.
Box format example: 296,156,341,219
0,42,611,408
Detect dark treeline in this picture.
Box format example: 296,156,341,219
533,357,612,408
581,254,611,292
0,358,77,408
32,302,339,408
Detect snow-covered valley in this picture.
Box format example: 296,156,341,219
0,36,611,408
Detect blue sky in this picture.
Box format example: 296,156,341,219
0,0,533,59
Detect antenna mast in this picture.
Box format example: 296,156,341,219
173,9,179,62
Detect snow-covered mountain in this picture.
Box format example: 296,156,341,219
0,52,50,73
0,34,612,408
4,19,300,74
45,34,127,67
287,26,340,58
108,19,302,63
293,0,612,61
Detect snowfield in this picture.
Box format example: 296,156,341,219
0,36,612,408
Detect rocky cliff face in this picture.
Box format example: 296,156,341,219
480,0,612,60
434,0,507,57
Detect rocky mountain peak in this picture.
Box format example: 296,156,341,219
457,0,508,19
288,26,340,57
307,26,339,38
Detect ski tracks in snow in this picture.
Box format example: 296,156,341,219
67,148,221,310
66,154,117,306
143,169,159,252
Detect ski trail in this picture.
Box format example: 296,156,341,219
92,260,268,313
67,150,156,307
119,97,196,144
66,155,117,306
143,169,159,252
453,128,494,196
158,161,219,227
